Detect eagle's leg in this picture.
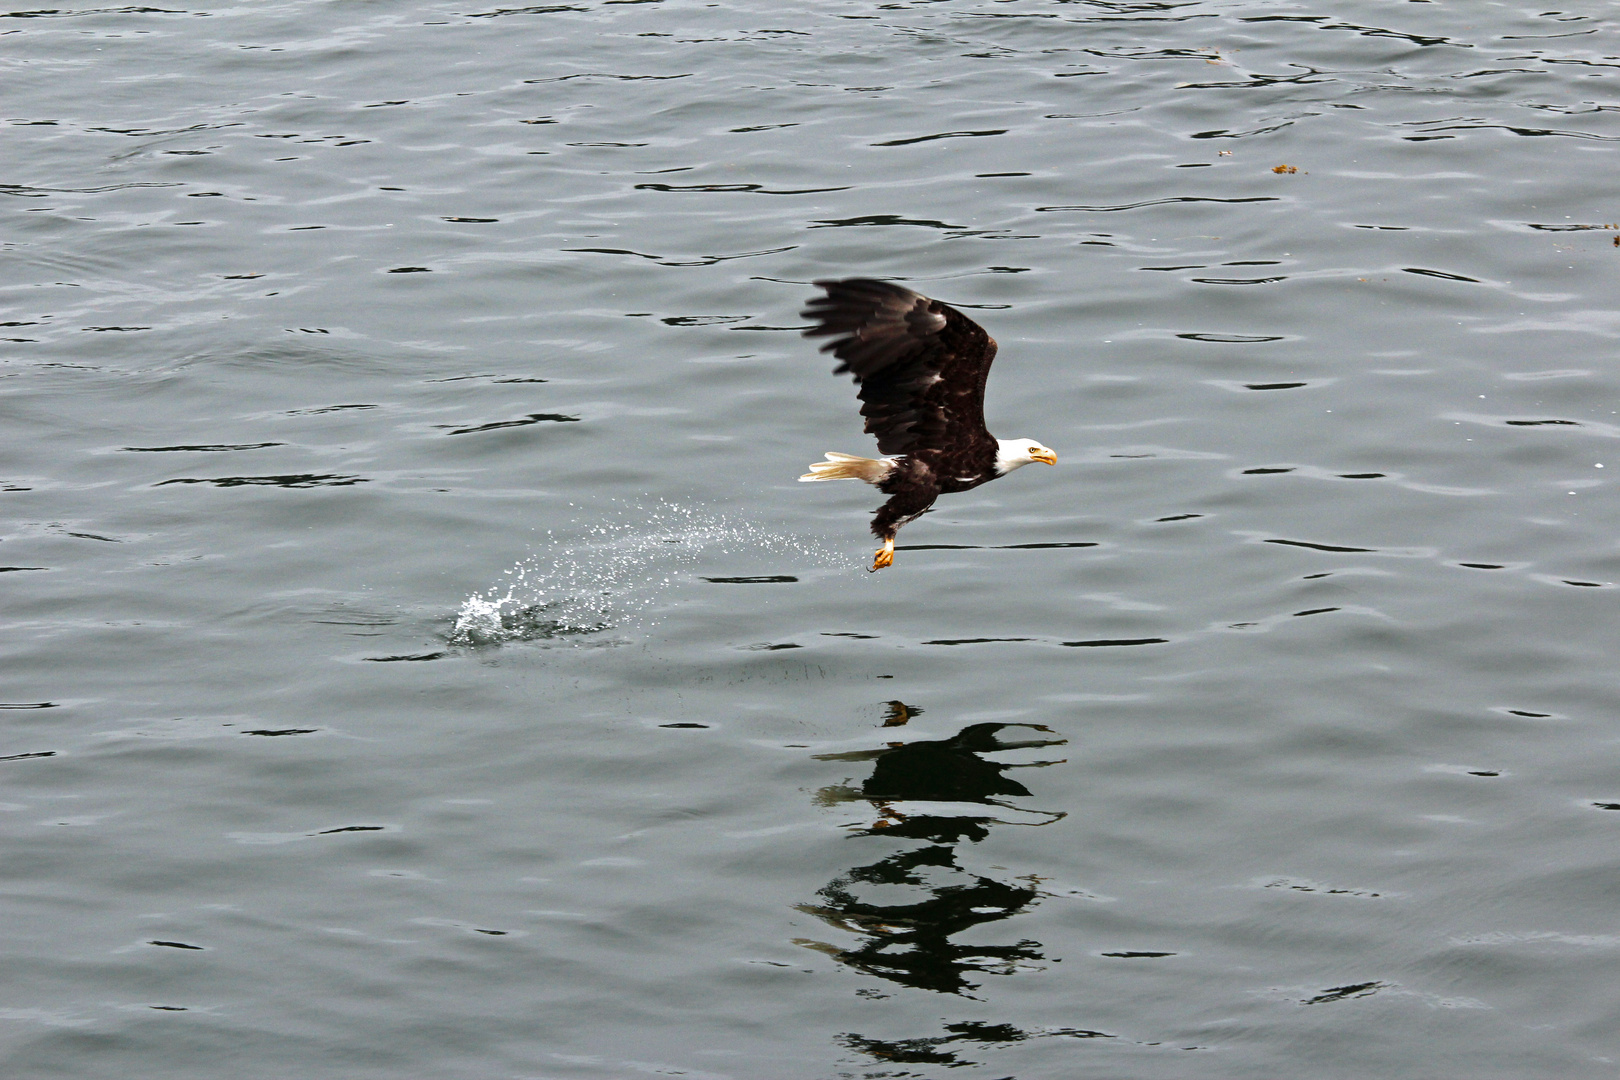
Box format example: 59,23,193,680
868,475,938,572
870,537,895,572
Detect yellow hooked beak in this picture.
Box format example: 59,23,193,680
1030,447,1058,466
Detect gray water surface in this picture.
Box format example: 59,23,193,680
5,1,1620,1076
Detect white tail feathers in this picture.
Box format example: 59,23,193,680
799,452,895,485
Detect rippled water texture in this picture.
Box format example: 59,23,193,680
4,1,1620,1076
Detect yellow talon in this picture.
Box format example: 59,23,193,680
869,539,895,572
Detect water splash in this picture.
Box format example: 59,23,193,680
451,501,845,646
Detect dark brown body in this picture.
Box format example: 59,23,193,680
871,447,997,540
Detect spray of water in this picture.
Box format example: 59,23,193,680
450,501,846,646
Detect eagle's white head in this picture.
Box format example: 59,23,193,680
995,438,1058,475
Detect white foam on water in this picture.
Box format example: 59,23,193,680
450,501,846,646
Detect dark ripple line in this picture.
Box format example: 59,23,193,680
444,413,579,435
523,72,692,82
1502,29,1601,40
1177,70,1334,90
952,9,1056,18
1526,223,1620,232
1085,47,1220,60
636,183,850,195
1267,539,1375,553
0,181,181,196
155,474,366,488
468,6,587,16
1001,542,1098,549
810,213,963,230
660,315,748,326
1416,123,1620,141
1037,197,1278,212
122,443,284,453
0,6,184,17
1403,267,1480,283
924,638,1035,646
565,245,796,266
1060,638,1170,648
1304,981,1388,1005
1540,57,1620,71
1454,68,1541,78
429,375,547,385
287,404,374,415
92,122,235,136
1239,15,1471,48
1190,122,1296,139
871,129,1008,147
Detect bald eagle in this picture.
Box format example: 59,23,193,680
799,278,1056,571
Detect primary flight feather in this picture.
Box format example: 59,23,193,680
798,278,1056,571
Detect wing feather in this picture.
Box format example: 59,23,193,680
801,278,996,456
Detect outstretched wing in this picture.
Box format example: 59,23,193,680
801,278,996,456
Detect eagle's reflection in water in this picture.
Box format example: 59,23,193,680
797,702,1092,1067
799,705,1067,993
